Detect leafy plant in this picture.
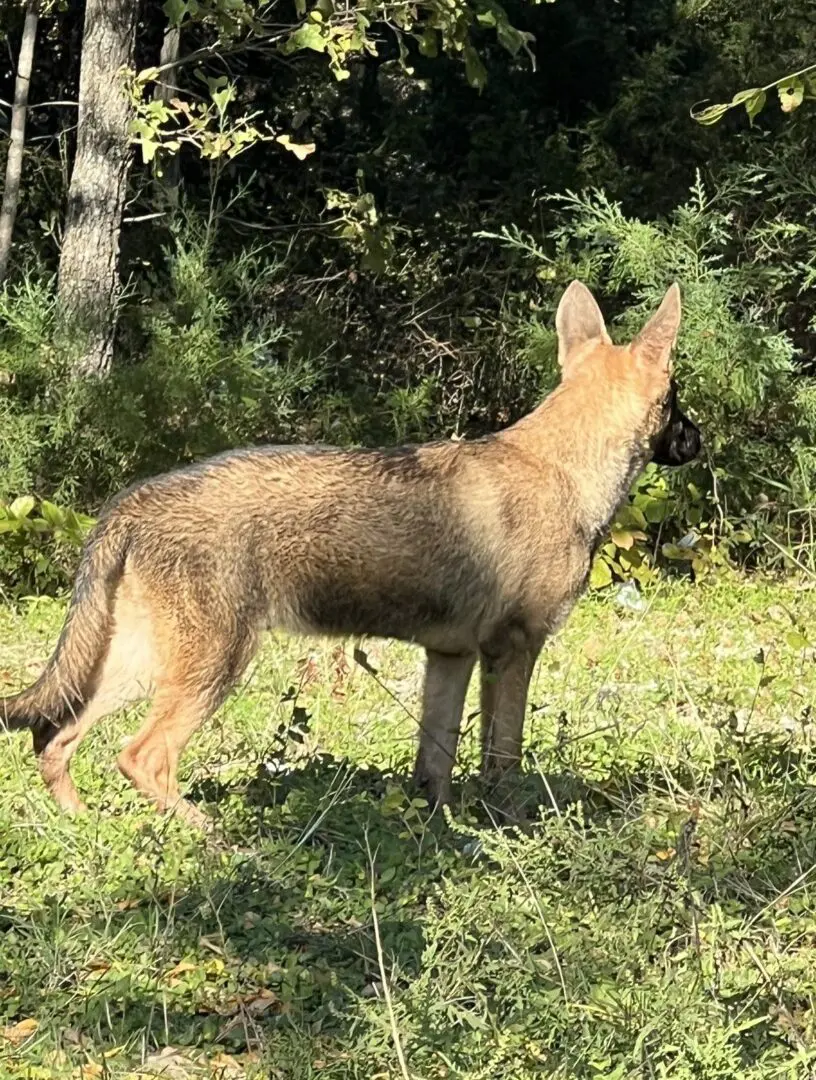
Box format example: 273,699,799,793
692,61,816,126
489,178,815,585
0,496,94,599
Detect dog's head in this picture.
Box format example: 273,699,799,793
555,281,701,468
649,377,701,467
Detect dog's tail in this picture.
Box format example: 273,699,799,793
0,513,132,736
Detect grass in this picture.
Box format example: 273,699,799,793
1,575,816,1079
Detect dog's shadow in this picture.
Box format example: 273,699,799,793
6,729,816,1073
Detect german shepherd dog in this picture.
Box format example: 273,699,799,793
1,282,700,824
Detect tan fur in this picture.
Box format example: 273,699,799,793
0,282,699,821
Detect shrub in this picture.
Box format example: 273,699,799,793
0,496,94,600
0,219,320,506
486,177,816,583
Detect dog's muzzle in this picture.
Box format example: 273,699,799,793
652,413,702,467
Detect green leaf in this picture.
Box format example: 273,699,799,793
662,543,694,561
589,558,613,589
615,504,648,530
610,527,635,551
382,789,404,813
285,23,326,54
496,21,533,58
39,501,65,528
145,97,170,118
743,88,766,122
379,865,396,883
139,139,160,164
618,546,643,570
162,0,188,25
778,76,805,114
9,496,35,520
691,101,729,126
642,497,669,524
211,86,234,114
786,630,808,650
464,45,487,92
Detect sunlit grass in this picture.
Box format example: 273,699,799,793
1,576,815,1078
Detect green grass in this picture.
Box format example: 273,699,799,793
2,576,816,1079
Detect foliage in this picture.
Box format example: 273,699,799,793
2,578,816,1075
125,0,541,167
1,0,816,588
692,62,816,127
0,495,93,600
0,220,322,505
486,178,816,584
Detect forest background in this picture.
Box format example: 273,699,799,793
0,0,814,595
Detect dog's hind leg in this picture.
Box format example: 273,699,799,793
116,627,257,826
33,583,156,813
34,702,107,814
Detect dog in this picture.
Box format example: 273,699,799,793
1,281,701,824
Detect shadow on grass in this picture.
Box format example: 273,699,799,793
4,727,816,1074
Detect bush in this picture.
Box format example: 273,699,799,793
487,178,816,582
2,184,814,594
0,219,320,506
0,496,94,599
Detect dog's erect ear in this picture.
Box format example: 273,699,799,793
555,281,611,373
633,283,681,370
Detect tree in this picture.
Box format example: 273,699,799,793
0,0,40,285
55,0,537,379
56,0,139,377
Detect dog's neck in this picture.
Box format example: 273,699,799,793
501,377,652,541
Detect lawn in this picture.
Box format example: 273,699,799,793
1,576,816,1079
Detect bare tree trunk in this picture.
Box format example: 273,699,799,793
154,23,181,208
57,0,139,377
0,0,40,285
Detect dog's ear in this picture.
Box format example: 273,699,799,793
633,283,681,371
555,281,611,374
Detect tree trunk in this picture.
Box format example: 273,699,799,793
57,0,139,377
154,22,181,208
0,0,40,285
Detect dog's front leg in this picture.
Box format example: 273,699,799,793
479,642,540,788
412,650,476,808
